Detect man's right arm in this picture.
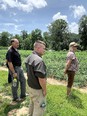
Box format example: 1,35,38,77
64,59,72,74
8,62,17,78
7,50,17,78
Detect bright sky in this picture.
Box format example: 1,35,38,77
0,0,87,34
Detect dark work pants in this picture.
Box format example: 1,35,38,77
8,71,12,83
67,70,75,88
11,66,26,100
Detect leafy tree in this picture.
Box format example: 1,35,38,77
21,30,28,40
30,28,43,49
69,33,80,42
79,15,87,50
48,19,69,50
0,32,11,46
43,32,52,49
22,38,31,50
13,34,23,49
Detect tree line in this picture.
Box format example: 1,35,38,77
0,15,87,50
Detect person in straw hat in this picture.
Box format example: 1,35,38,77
64,42,79,97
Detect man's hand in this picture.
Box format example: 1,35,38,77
8,62,17,78
13,73,17,78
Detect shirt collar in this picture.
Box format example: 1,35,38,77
33,51,42,57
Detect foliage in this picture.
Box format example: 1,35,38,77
21,30,28,40
22,38,31,50
48,19,69,50
0,32,12,46
43,31,52,49
0,46,8,49
0,50,87,87
44,50,87,87
30,28,43,49
79,15,87,50
69,33,80,44
1,14,87,50
0,50,8,66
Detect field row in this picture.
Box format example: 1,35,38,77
0,50,87,87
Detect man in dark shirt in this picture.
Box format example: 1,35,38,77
25,40,47,116
6,38,26,102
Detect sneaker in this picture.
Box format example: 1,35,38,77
20,97,26,101
20,95,26,99
12,98,21,102
12,98,18,101
26,93,29,96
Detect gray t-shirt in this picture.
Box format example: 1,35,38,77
66,51,78,72
25,52,46,89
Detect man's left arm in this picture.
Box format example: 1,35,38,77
34,61,47,96
38,78,46,96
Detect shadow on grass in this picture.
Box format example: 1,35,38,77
67,90,84,109
3,82,11,87
4,102,22,115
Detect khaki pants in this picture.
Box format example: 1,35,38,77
28,87,46,116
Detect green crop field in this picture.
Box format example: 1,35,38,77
0,49,87,87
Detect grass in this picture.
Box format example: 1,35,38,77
0,49,87,87
0,71,29,116
46,84,87,116
0,71,87,116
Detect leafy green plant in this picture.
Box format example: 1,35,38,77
0,50,87,87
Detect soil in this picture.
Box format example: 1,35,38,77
0,66,87,93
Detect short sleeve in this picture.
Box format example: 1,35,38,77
67,52,75,60
6,50,12,62
34,61,46,78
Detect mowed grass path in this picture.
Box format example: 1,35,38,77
0,71,87,116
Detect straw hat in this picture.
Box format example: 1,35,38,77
69,42,79,47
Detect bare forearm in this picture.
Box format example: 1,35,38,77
39,78,46,96
64,60,72,73
8,62,18,78
8,62,15,74
65,64,70,71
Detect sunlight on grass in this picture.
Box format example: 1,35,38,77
46,84,87,116
0,71,87,116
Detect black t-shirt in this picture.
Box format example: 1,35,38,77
25,52,46,89
6,47,21,67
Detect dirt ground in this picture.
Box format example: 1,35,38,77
0,66,87,93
